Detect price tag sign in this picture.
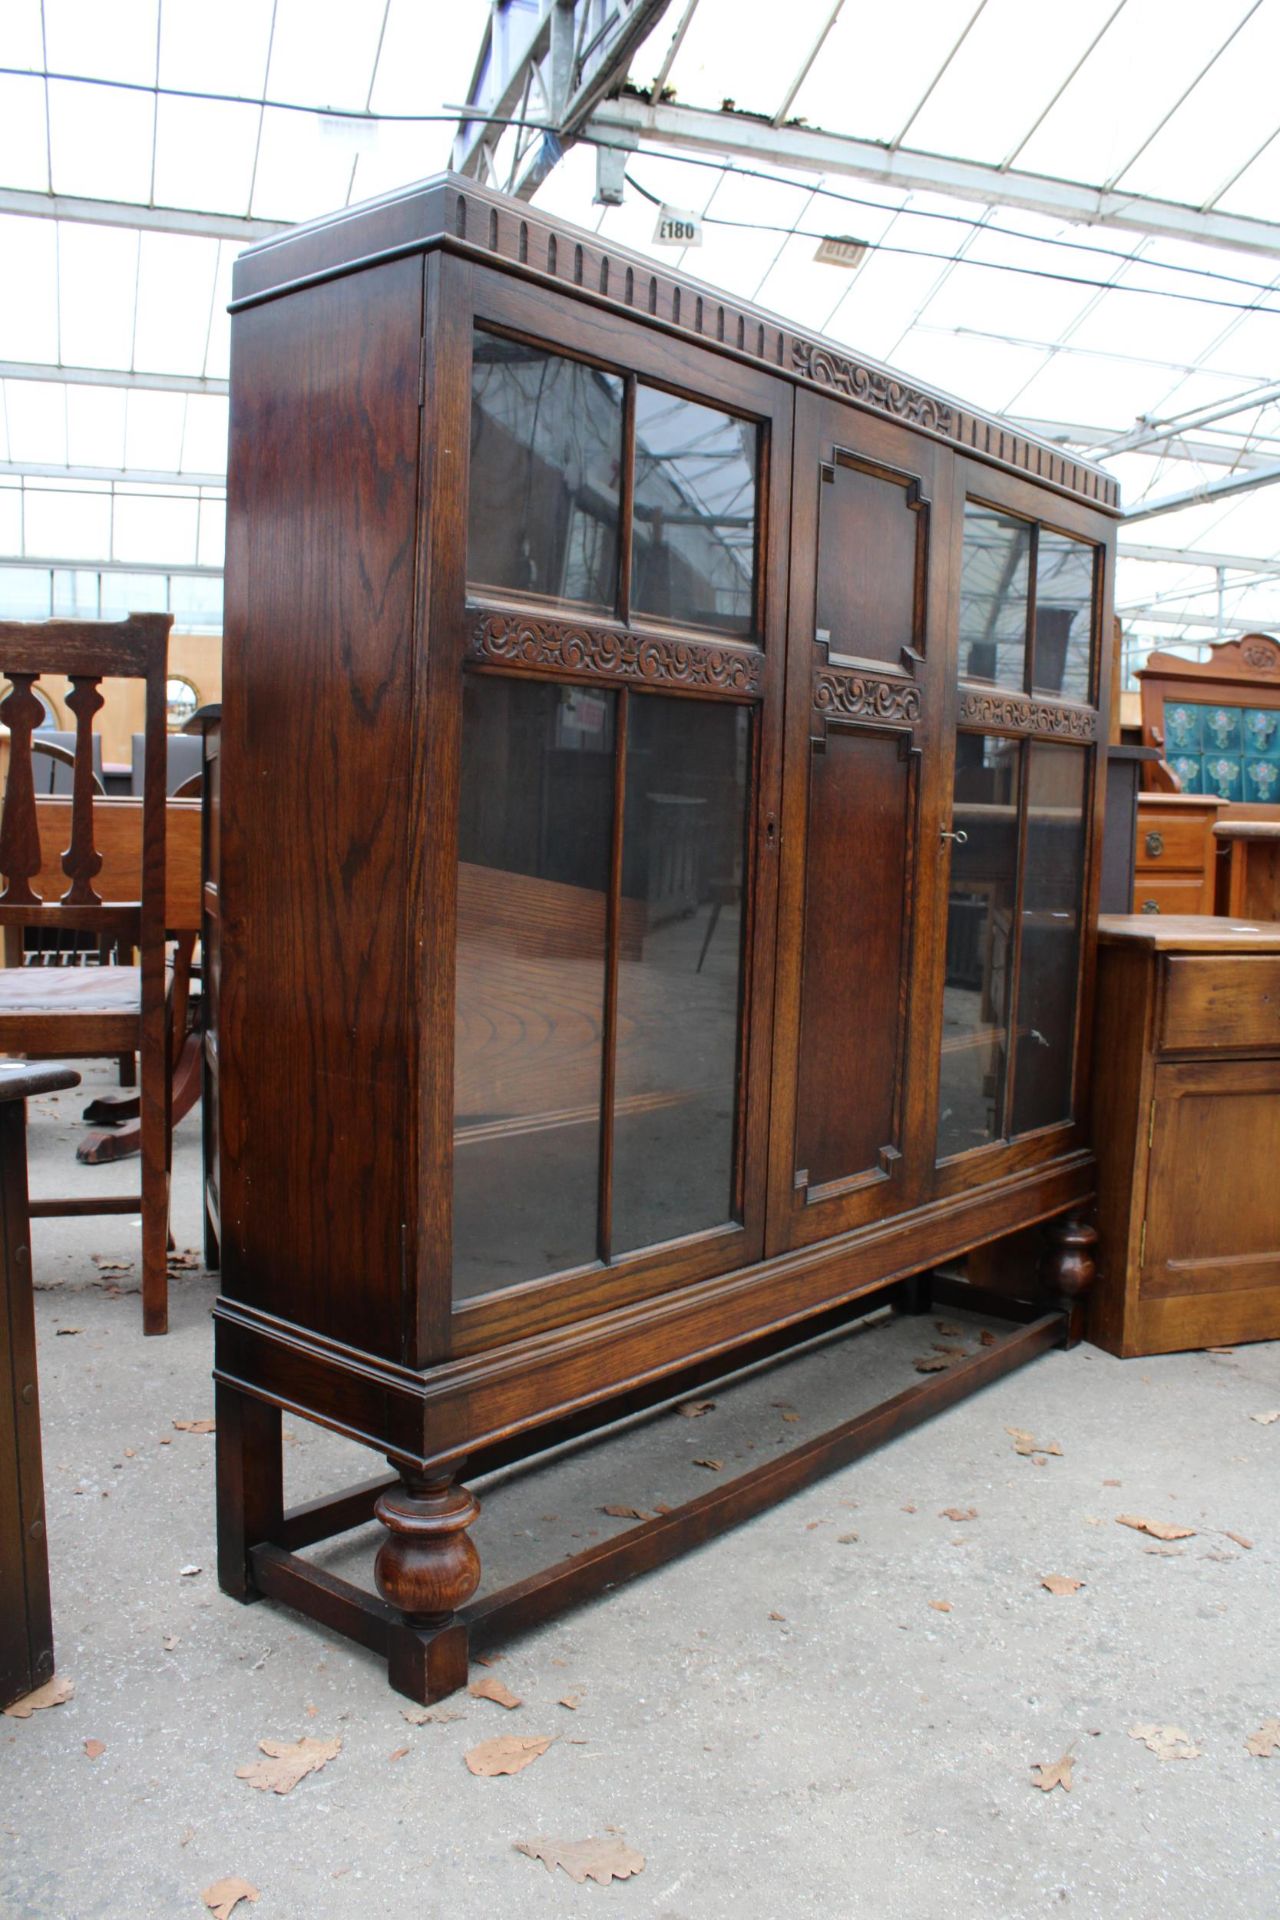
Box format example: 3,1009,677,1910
653,206,703,247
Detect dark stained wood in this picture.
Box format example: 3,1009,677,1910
0,1066,80,1709
0,613,173,1333
214,179,1111,1695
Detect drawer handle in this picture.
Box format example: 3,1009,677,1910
1141,899,1161,914
1145,831,1165,858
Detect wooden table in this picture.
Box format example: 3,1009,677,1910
1,1063,80,1709
1214,820,1280,919
1090,914,1280,1356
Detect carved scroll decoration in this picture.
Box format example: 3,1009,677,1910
793,339,955,436
468,609,763,697
814,668,922,729
1241,636,1280,671
958,688,1098,741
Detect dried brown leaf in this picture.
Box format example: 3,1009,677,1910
1224,1531,1254,1550
464,1734,553,1777
1031,1753,1074,1792
929,1600,952,1613
91,1255,132,1272
515,1835,645,1885
675,1400,715,1419
914,1355,953,1373
558,1694,582,1710
836,1532,859,1544
934,1321,964,1336
83,1738,106,1760
940,1507,977,1522
780,1411,800,1423
933,1343,970,1357
4,1675,74,1718
1005,1426,1062,1458
1116,1515,1196,1541
235,1734,341,1794
388,1746,409,1762
401,1705,463,1726
693,1457,724,1471
979,1329,997,1347
1250,1410,1280,1425
1245,1718,1280,1758
201,1878,259,1920
469,1675,523,1710
1129,1723,1199,1761
55,1325,82,1336
172,1418,216,1434
601,1504,653,1521
1041,1574,1084,1595
1143,1544,1184,1556
768,1610,786,1621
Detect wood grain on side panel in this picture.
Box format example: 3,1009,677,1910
220,257,422,1359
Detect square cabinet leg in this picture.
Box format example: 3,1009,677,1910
216,1384,283,1603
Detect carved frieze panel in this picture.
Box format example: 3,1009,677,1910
468,609,763,697
958,687,1098,741
794,339,955,437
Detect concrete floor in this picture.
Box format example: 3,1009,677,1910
2,1060,1279,1920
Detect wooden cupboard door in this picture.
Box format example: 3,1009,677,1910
767,395,953,1250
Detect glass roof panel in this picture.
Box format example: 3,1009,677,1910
659,0,841,118
203,244,235,380
112,491,199,565
197,497,226,569
1216,130,1280,220
44,0,159,86
23,483,111,559
46,77,155,202
152,94,261,215
265,0,391,112
0,75,51,191
1114,4,1280,206
132,232,221,374
903,0,1125,165
1014,0,1259,186
58,225,139,370
123,390,187,473
0,216,58,362
889,329,1049,415
250,105,368,222
157,0,274,99
1009,349,1185,432
65,386,128,470
0,491,20,551
369,0,483,127
4,382,68,466
787,0,986,144
180,394,229,475
4,0,45,72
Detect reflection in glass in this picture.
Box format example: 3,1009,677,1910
1033,533,1094,701
468,331,623,610
1010,744,1087,1135
452,677,614,1299
611,696,749,1254
632,386,756,634
937,735,1021,1160
959,503,1030,689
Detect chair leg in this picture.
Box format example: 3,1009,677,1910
139,1007,170,1336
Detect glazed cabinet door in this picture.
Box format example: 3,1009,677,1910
425,258,790,1359
767,393,955,1250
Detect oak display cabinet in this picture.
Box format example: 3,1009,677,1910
214,176,1116,1701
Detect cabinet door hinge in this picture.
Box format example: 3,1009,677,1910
418,338,426,409
1146,1097,1157,1150
1138,1217,1147,1267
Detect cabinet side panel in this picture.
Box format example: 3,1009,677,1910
221,257,422,1359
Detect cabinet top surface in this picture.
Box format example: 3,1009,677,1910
1213,821,1280,841
1099,913,1280,951
231,171,1118,518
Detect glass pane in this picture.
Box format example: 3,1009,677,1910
1010,744,1087,1135
937,734,1021,1160
1033,532,1094,700
632,386,756,635
452,676,615,1299
611,695,749,1253
959,502,1030,690
468,331,623,612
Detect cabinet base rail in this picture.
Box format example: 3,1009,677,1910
219,1292,1066,1705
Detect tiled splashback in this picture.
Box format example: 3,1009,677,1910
1164,700,1280,801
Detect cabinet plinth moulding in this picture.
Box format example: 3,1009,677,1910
213,171,1119,1704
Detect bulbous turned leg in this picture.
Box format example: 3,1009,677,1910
373,1470,481,1629
1041,1211,1098,1348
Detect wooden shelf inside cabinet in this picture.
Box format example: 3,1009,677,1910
1090,913,1280,1357
213,173,1117,1703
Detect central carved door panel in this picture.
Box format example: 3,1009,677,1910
767,396,956,1252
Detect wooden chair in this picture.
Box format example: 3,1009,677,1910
0,614,173,1333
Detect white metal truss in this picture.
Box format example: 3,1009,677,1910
584,97,1280,259
0,362,229,397
0,186,283,244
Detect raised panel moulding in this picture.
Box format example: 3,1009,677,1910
794,339,955,438
468,608,764,696
958,688,1098,740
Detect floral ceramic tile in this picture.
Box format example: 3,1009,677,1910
1202,753,1243,801
1163,702,1203,751
1244,707,1280,757
1202,705,1242,751
1244,756,1280,802
1169,754,1203,793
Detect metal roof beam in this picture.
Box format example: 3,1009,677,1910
0,461,224,489
0,361,228,397
0,186,283,243
586,97,1280,258
1009,417,1276,470
1122,459,1280,523
1118,541,1280,572
0,554,222,577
